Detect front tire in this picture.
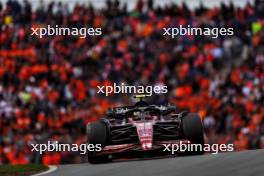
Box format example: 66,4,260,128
87,121,111,163
182,113,205,155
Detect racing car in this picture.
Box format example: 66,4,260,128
87,95,204,163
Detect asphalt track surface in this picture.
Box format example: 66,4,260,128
48,149,264,176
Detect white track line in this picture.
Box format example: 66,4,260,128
31,165,57,176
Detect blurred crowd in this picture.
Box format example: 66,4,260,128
0,0,263,164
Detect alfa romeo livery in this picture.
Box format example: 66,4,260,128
87,95,204,163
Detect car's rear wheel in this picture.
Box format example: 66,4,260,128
87,121,111,163
182,113,205,155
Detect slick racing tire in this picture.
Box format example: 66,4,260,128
182,113,205,155
87,121,111,164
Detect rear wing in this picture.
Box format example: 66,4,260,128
106,104,177,118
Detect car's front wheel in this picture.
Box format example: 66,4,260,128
182,113,205,155
87,121,111,163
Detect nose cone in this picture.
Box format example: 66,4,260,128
134,122,154,150
142,142,153,150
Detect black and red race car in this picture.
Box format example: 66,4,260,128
87,95,204,163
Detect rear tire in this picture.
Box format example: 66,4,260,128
182,113,204,155
87,121,111,163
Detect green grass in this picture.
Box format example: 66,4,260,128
0,164,48,176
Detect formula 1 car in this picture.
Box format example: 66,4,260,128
87,95,204,163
